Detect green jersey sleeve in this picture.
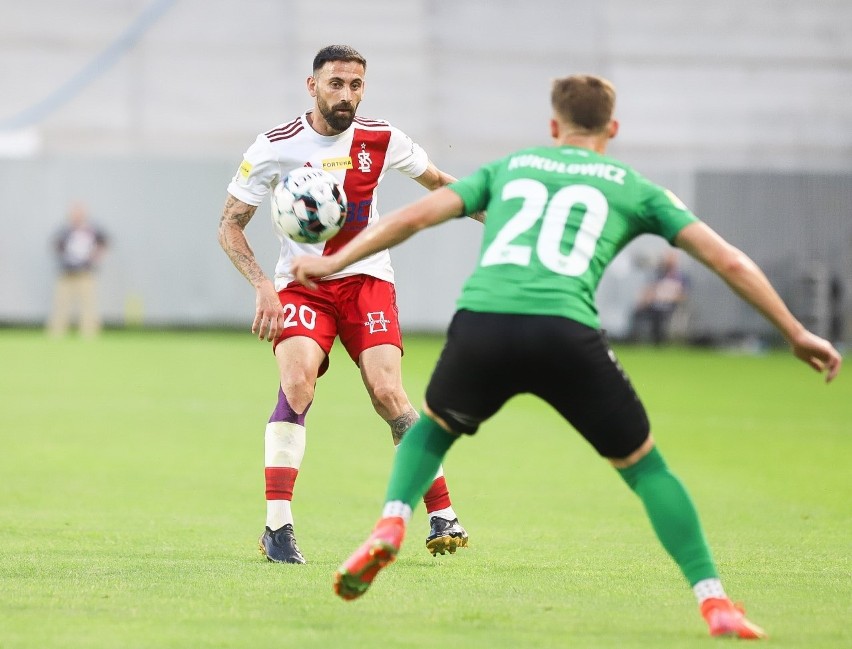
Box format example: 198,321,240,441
634,177,699,243
447,160,501,215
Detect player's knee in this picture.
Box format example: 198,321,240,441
279,378,314,415
269,386,313,424
607,434,655,469
368,381,407,414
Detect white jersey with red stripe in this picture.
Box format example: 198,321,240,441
227,111,430,290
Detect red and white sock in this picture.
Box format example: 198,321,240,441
264,421,306,530
423,466,458,520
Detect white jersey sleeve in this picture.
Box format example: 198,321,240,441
226,134,281,207
385,126,429,179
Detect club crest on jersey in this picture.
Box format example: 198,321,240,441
364,311,389,333
357,143,373,173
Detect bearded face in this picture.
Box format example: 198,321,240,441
310,60,365,135
316,93,357,132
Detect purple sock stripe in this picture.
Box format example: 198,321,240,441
268,387,311,425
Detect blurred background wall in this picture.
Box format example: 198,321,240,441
1,0,850,341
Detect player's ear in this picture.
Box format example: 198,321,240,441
307,75,317,98
550,118,559,140
608,119,619,139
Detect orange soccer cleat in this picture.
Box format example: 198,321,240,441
333,516,406,601
701,597,768,639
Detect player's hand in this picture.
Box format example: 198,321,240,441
252,281,286,342
290,255,337,290
788,329,842,383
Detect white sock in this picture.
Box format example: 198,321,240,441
265,421,305,530
265,421,306,467
428,506,457,521
382,500,413,523
693,578,727,604
266,500,293,531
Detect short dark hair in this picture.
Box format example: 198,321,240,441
312,45,367,74
551,75,616,133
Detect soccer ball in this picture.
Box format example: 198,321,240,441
271,168,348,243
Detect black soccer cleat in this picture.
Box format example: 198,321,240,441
425,516,469,556
259,524,306,564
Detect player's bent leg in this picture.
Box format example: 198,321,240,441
613,439,766,639
275,336,326,413
358,344,414,444
394,413,468,555
384,414,458,514
333,407,462,598
360,345,469,556
259,338,324,564
261,391,309,564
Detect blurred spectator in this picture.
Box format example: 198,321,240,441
46,201,108,338
629,250,689,345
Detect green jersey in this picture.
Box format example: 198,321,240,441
449,145,699,329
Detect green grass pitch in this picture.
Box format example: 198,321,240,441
0,329,849,648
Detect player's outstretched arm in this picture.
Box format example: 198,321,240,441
218,194,285,341
675,222,842,382
415,162,486,223
291,188,466,289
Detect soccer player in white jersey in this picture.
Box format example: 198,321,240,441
218,45,478,563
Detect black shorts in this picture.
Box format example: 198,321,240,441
425,310,650,459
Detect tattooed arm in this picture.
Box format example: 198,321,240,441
218,194,285,341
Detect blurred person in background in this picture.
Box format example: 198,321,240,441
291,74,842,638
46,201,108,338
218,44,480,564
630,249,690,345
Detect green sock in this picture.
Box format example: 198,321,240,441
617,447,718,586
385,413,457,510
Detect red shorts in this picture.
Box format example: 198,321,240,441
274,275,403,376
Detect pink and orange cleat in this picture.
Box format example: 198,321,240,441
701,597,767,639
334,516,406,601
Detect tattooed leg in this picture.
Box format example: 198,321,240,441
387,408,419,444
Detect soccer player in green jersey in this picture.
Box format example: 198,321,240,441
290,74,842,639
